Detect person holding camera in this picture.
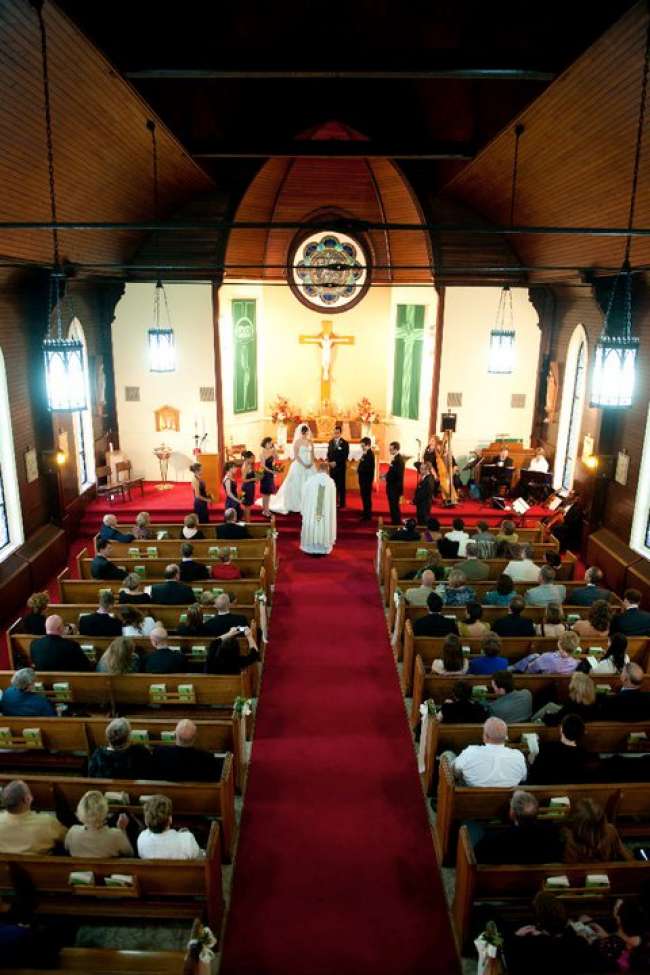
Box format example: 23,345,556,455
205,626,260,674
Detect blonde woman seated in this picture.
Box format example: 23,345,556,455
137,794,203,860
65,790,133,858
118,573,152,606
457,602,490,638
96,637,140,674
534,602,567,638
572,599,611,639
534,672,600,725
513,631,580,675
133,511,154,540
121,605,156,637
431,634,469,676
182,513,205,540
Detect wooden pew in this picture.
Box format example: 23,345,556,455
112,520,274,539
0,760,236,862
58,571,264,611
9,945,189,974
0,821,224,930
452,824,650,950
377,517,547,542
434,755,650,865
0,715,247,792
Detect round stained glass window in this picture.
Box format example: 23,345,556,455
288,230,371,313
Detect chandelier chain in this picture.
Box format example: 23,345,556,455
624,11,650,264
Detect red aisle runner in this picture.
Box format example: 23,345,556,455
220,515,460,975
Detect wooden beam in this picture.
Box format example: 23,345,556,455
193,142,474,160
126,68,555,82
211,281,225,464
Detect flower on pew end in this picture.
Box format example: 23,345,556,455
233,696,254,717
475,921,504,963
187,923,217,963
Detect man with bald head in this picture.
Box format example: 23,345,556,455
451,716,527,787
30,615,92,672
143,627,184,674
0,780,66,854
203,593,248,637
152,718,224,782
404,569,437,607
98,513,134,544
149,564,195,605
600,661,650,721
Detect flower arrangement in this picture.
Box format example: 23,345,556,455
357,397,380,424
270,395,300,424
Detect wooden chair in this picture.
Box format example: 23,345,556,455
115,460,145,499
95,466,126,504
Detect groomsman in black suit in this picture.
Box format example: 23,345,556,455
357,437,375,521
327,424,350,508
383,441,405,525
413,461,435,524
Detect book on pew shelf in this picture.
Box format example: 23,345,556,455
156,530,168,540
144,586,152,596
169,646,181,653
118,565,127,572
52,682,71,701
211,588,224,597
472,685,488,699
179,613,188,623
128,547,139,557
586,874,610,888
191,645,207,659
178,684,196,703
192,588,203,597
105,874,135,887
104,791,130,805
209,547,220,559
99,588,112,599
149,684,167,702
229,547,238,558
33,682,44,695
444,614,457,621
134,565,145,576
0,728,11,746
160,731,176,743
147,547,158,558
596,684,612,695
416,548,429,559
629,731,648,742
81,645,96,661
129,730,149,745
138,795,154,804
566,614,580,624
69,871,95,886
589,646,605,657
522,732,539,758
550,797,571,808
22,728,43,748
462,645,471,656
544,876,570,889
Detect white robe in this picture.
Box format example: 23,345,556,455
300,472,337,555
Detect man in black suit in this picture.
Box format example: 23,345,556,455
142,627,184,674
216,509,249,540
149,565,196,605
91,538,128,581
491,595,536,637
357,437,375,521
527,714,593,785
474,790,564,864
412,592,459,637
610,589,650,636
78,590,122,637
327,424,350,508
599,662,650,721
203,593,248,637
389,518,420,542
152,718,223,782
481,446,514,499
570,566,612,606
98,514,134,543
413,461,436,525
178,542,210,583
30,615,92,672
383,441,405,525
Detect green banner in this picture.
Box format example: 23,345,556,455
391,304,425,420
232,300,258,414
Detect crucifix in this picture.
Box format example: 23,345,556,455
299,320,355,409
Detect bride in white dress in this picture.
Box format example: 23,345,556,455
266,424,316,514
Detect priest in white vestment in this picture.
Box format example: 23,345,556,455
300,461,337,555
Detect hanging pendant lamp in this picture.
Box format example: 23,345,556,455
146,120,176,373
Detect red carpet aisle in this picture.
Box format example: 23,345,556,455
220,512,460,975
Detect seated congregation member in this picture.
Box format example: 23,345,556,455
516,631,580,675
504,544,540,583
483,572,516,607
421,517,442,543
96,636,140,674
178,542,210,583
473,521,496,559
118,572,152,605
88,717,153,779
467,633,508,676
507,892,597,975
152,719,223,782
137,794,203,860
535,601,567,638
562,798,632,863
149,564,195,605
413,550,445,582
540,672,600,726
491,595,535,637
211,550,242,581
91,538,128,581
453,541,489,581
586,632,629,675
544,550,562,570
0,780,66,854
388,517,420,542
143,627,184,674
17,591,49,635
405,569,437,607
450,717,527,787
457,602,490,638
431,634,468,676
586,898,650,972
176,604,207,637
31,615,92,672
495,519,518,547
570,565,612,606
571,598,611,639
216,508,249,540
599,662,650,721
203,593,248,637
1,668,56,717
437,534,459,559
438,569,475,607
445,517,470,556
121,605,156,637
182,512,205,540
205,627,260,675
524,565,567,607
527,714,593,785
487,670,532,722
133,511,154,540
65,790,133,858
474,790,564,864
78,589,123,638
610,588,650,636
436,680,488,724
98,513,134,543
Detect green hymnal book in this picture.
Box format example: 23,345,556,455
81,644,96,661
69,871,95,886
179,613,188,623
596,684,612,696
566,613,580,624
209,547,220,559
52,682,71,701
544,875,570,889
149,683,167,702
129,729,149,745
192,587,203,597
586,874,610,888
146,546,158,558
229,546,238,558
160,730,175,744
177,684,195,703
211,588,224,597
415,548,429,560
549,796,570,808
134,565,146,576
0,728,11,747
105,874,135,887
104,790,130,805
128,547,139,558
22,728,43,748
191,645,207,659
33,682,45,695
471,685,488,699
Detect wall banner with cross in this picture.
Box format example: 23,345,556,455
392,304,425,421
299,321,355,410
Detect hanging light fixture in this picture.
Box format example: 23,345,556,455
146,119,176,373
32,0,87,412
591,19,649,409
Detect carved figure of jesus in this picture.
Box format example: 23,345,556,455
299,321,355,409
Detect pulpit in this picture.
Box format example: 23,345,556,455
197,453,221,500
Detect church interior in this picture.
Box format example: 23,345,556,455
2,0,650,972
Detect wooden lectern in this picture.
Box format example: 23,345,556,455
197,453,221,501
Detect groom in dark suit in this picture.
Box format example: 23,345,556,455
327,424,350,508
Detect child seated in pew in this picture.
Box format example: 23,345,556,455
575,897,650,971
526,715,595,785
431,634,469,676
65,790,133,858
466,633,508,676
96,637,141,675
513,631,580,675
483,572,517,607
176,603,208,637
137,794,203,860
534,601,568,638
121,605,157,638
506,891,606,975
457,602,490,638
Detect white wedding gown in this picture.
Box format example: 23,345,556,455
267,444,316,514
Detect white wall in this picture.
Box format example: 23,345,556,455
112,283,217,481
438,287,541,466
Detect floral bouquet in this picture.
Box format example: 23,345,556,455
357,397,380,424
270,395,300,424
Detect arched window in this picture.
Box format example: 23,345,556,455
68,319,96,491
0,346,23,560
554,324,588,491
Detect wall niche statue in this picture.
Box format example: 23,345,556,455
154,405,180,432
